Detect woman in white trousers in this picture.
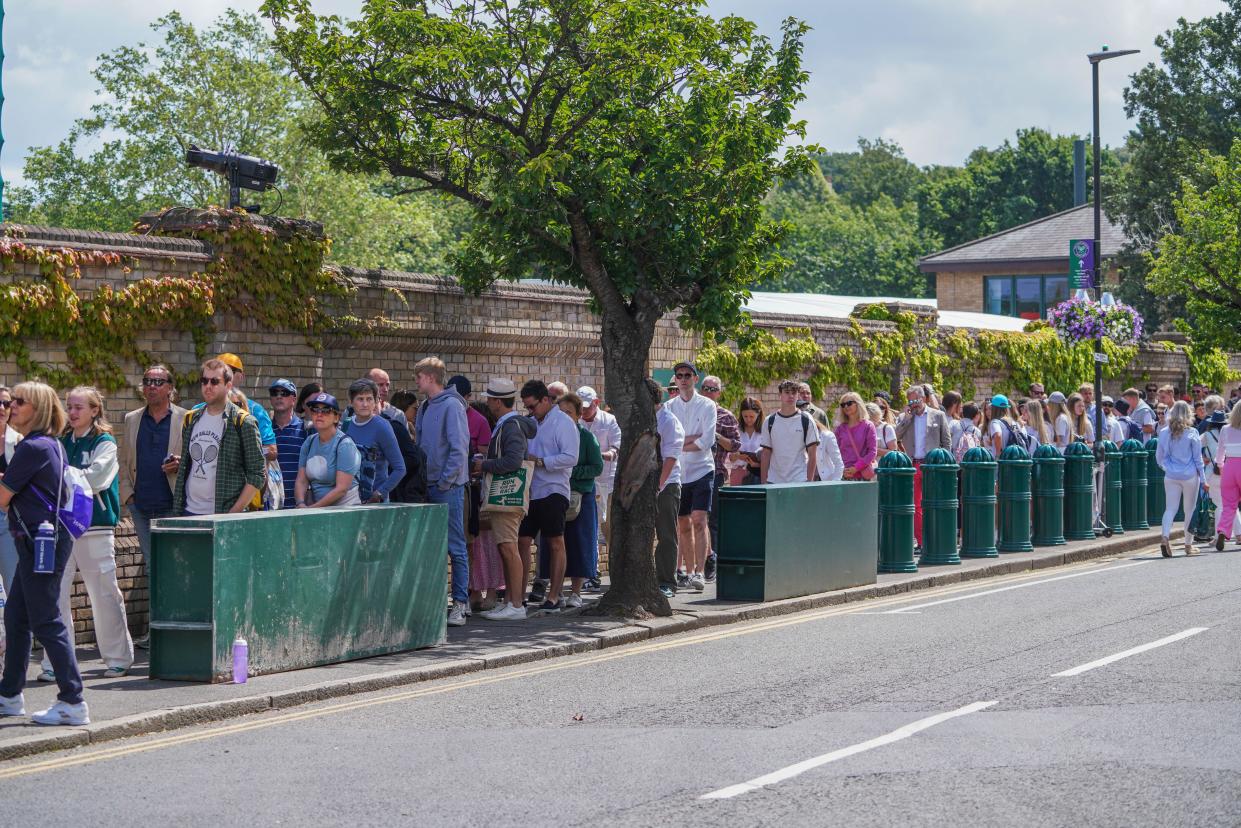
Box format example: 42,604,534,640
1155,401,1206,558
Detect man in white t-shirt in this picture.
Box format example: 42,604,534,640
647,377,684,599
760,380,819,484
1101,396,1125,444
1123,388,1157,444
665,361,716,593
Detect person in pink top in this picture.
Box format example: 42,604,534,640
1213,403,1241,551
447,376,498,611
834,391,877,480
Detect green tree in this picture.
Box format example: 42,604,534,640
817,137,923,208
1147,141,1241,351
7,10,461,272
1114,0,1241,333
263,0,814,614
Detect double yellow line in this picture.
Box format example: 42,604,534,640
0,556,1138,780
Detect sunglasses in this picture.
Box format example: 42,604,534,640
11,397,27,407
142,377,170,388
0,400,10,409
840,401,856,408
269,389,294,398
701,386,720,392
308,405,335,415
674,372,695,379
200,376,225,386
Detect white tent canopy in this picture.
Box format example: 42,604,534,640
743,292,1029,333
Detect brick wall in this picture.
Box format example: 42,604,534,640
1,223,1235,644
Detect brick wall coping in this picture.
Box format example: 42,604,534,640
4,223,213,261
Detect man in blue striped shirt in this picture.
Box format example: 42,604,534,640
268,379,305,509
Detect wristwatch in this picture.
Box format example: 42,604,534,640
535,457,545,468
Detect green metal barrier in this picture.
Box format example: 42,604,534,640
919,448,960,565
960,446,998,558
1101,440,1124,535
1121,438,1149,530
716,481,878,601
1062,442,1095,541
150,504,448,682
1146,438,1166,522
997,445,1033,553
1031,443,1066,546
877,451,917,573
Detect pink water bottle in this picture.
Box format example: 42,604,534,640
232,637,248,683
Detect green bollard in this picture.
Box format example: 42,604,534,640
919,448,961,565
1063,442,1095,540
1146,438,1166,523
1120,438,1149,531
1101,440,1124,534
997,444,1034,552
1032,443,1066,546
877,451,917,573
960,446,998,558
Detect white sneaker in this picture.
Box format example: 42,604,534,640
0,693,26,717
689,573,706,593
481,603,527,621
447,601,468,627
565,593,584,609
31,700,90,726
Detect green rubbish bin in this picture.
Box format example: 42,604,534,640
149,504,448,682
716,481,878,601
1031,443,1066,547
1101,440,1124,535
877,451,917,573
997,444,1034,553
960,446,998,559
1147,438,1166,523
1062,442,1095,541
919,448,960,565
1121,438,1149,531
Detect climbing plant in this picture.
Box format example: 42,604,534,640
697,303,1141,409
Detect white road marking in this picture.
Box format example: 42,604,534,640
700,701,997,800
882,560,1151,614
1052,627,1209,677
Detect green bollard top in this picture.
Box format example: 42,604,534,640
1099,439,1121,457
877,449,915,472
1063,441,1093,458
1146,436,1158,453
921,447,957,467
1033,443,1064,462
999,444,1032,462
960,446,996,466
1120,438,1145,454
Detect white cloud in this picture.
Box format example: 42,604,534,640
0,0,1228,191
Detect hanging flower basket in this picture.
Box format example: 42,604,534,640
1046,296,1143,346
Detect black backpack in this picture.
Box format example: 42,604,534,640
1001,419,1038,455
381,410,428,504
766,411,813,444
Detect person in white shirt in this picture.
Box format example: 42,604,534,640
644,377,684,598
665,361,716,593
577,386,621,561
1123,388,1158,444
815,421,844,481
1101,396,1125,444
1047,391,1072,450
517,380,579,612
760,380,819,484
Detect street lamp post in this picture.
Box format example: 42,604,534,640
1,0,6,222
1087,46,1138,455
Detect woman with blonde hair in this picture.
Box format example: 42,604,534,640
1067,392,1095,447
834,391,876,481
1156,400,1205,557
39,387,133,681
866,402,898,460
0,384,21,593
1046,392,1071,450
1023,399,1051,446
0,381,89,725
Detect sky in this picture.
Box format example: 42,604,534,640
0,0,1223,189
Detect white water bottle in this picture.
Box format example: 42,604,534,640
232,638,248,684
33,521,56,574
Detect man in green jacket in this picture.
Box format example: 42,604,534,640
173,359,265,516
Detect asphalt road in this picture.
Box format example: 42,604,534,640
3,544,1239,827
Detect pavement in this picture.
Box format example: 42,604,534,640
0,525,1191,761
1,526,1238,826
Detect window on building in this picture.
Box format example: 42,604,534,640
984,275,1069,319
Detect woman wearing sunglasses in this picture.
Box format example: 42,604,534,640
0,385,21,592
295,393,362,507
0,382,89,725
835,392,876,481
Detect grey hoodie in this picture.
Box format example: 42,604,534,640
482,410,538,474
415,387,470,490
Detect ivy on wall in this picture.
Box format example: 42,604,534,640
697,303,1142,409
0,208,362,393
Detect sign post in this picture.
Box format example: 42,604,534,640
1069,239,1096,290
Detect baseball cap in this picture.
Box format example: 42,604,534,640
447,375,472,396
577,386,598,405
217,352,244,373
269,379,297,395
481,378,517,399
305,392,339,412
1101,395,1115,406
672,360,697,376
990,394,1011,409
1047,391,1067,404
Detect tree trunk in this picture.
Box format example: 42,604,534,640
591,307,670,617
